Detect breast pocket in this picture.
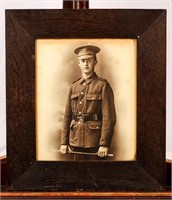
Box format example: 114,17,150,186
86,94,101,113
71,93,80,113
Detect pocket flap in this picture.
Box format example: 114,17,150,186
88,121,102,129
86,94,101,100
71,93,80,99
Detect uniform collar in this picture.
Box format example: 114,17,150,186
79,72,98,85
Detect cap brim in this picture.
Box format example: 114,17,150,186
78,54,94,59
74,45,100,54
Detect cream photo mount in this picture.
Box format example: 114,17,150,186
6,9,166,192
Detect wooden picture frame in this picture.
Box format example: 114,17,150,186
6,9,166,192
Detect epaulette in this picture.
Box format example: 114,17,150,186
97,77,108,83
72,77,81,84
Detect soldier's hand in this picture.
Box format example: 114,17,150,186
60,145,68,154
98,146,109,157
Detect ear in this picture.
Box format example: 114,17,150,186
78,60,82,68
77,59,81,65
94,60,98,66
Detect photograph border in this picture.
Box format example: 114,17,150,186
6,9,166,192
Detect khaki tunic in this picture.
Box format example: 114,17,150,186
61,72,116,148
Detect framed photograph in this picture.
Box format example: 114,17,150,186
6,9,166,192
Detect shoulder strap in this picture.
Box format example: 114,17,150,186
97,77,108,83
72,77,81,84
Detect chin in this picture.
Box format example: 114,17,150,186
83,70,90,74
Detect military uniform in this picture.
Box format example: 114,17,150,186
61,45,116,160
61,73,116,153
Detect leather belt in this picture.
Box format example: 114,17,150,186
73,113,101,122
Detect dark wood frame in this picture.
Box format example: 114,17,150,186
6,9,166,192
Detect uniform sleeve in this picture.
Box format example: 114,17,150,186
100,82,116,147
61,88,72,145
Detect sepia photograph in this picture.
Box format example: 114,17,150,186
36,39,137,161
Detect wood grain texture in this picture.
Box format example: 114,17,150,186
6,11,36,185
137,11,166,186
6,9,166,192
1,191,172,199
1,157,171,197
6,10,163,39
8,161,164,191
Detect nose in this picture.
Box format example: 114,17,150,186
84,60,88,65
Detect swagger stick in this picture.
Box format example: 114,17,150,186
63,0,89,9
52,147,114,157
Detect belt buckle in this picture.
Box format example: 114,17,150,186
77,114,85,122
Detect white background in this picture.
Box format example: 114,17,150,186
0,0,172,159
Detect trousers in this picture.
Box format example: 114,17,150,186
70,146,106,161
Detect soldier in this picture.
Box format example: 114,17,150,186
60,45,116,160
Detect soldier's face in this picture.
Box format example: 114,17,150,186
78,57,97,75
